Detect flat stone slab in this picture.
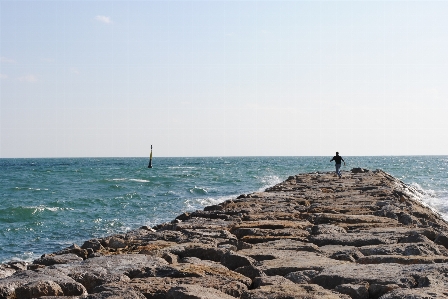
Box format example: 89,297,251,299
247,250,346,276
379,287,448,299
243,283,351,299
309,232,395,247
311,263,448,289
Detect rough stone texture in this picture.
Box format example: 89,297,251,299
0,262,25,280
252,275,295,288
15,280,64,298
83,288,147,299
166,284,238,299
242,284,351,299
378,287,448,299
33,253,84,266
1,169,448,299
335,283,369,299
0,268,87,299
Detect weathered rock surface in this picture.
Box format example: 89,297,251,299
1,169,448,298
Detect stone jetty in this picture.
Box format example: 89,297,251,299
1,168,448,299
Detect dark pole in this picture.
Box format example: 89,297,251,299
148,145,153,168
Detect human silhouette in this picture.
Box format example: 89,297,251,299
330,152,345,178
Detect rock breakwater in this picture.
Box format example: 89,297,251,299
1,169,448,299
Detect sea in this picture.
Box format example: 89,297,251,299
1,156,448,264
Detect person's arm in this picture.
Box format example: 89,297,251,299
330,157,334,162
342,158,346,165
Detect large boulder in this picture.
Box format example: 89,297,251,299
0,268,86,299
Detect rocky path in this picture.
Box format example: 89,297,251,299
1,168,448,299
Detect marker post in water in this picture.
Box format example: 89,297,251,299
148,145,153,168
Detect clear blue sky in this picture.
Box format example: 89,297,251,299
1,0,447,158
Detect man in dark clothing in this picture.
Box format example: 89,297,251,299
330,152,345,178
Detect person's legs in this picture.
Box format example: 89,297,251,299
335,164,341,178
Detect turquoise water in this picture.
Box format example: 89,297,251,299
1,156,447,263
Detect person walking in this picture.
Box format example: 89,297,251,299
330,152,345,178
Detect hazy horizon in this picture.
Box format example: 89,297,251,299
1,154,447,160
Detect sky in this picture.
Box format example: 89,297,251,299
1,0,447,158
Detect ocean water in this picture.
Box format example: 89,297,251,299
1,156,447,263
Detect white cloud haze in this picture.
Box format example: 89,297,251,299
95,15,112,24
1,56,15,63
18,74,37,82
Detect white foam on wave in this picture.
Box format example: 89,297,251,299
8,251,36,264
27,206,73,214
144,217,173,228
198,196,228,206
258,175,282,191
129,179,150,183
409,182,448,221
168,166,196,169
110,178,150,183
409,183,435,197
183,175,284,212
421,194,448,221
165,190,180,196
183,195,235,211
13,187,49,191
189,186,208,195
